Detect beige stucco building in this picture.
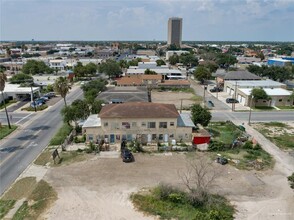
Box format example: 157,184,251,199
83,102,195,144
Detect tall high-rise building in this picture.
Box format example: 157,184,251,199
167,17,182,46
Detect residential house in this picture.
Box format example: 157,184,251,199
82,102,195,144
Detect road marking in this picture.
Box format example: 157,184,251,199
0,129,43,167
15,113,34,125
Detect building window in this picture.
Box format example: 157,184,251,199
122,122,130,129
132,122,137,128
147,122,156,128
159,122,167,128
88,134,93,141
104,122,108,127
279,99,282,102
152,134,157,140
169,134,174,138
158,134,163,140
170,122,174,126
141,122,146,127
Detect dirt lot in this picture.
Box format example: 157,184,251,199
151,91,198,109
42,152,294,220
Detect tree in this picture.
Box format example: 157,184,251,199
90,99,104,114
10,73,33,84
98,59,121,79
168,54,179,65
156,59,166,66
216,53,237,68
144,68,157,75
54,77,71,106
81,79,107,103
194,66,211,84
179,156,221,206
251,88,271,100
0,72,11,129
191,104,211,127
22,60,53,75
199,60,218,73
179,53,198,67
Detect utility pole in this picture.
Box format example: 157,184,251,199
203,84,207,107
180,99,183,113
233,81,238,111
248,95,254,125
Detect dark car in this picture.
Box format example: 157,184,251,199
226,98,239,103
209,87,223,92
121,149,134,163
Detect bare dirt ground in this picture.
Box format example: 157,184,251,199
41,152,294,220
151,91,197,109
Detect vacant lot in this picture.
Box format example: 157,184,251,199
152,91,201,110
253,122,294,150
41,152,294,220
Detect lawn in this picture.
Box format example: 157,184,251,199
0,125,18,140
253,106,275,111
0,177,57,220
254,122,294,149
277,106,294,110
34,149,89,167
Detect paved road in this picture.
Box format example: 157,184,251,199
211,111,294,123
0,112,35,126
0,87,83,196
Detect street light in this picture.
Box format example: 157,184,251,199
248,95,254,125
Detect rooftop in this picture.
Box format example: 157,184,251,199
227,79,285,87
239,88,292,96
224,70,261,80
177,113,195,127
99,102,179,119
82,114,101,128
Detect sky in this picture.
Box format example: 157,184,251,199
0,0,293,41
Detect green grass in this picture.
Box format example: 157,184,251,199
131,186,234,220
208,122,274,170
209,122,242,145
34,149,88,167
49,123,73,146
277,106,294,110
255,122,294,149
0,200,16,219
0,125,17,140
253,106,275,111
158,87,195,93
0,100,17,109
21,104,48,112
12,180,57,220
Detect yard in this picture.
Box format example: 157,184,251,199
208,121,274,170
152,90,202,110
253,122,294,150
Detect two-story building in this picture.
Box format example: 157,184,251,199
82,102,195,144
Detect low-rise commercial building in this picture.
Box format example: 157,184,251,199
83,102,195,144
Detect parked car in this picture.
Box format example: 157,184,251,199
226,98,239,103
30,102,43,108
35,98,46,104
46,92,56,97
121,149,134,163
210,87,223,92
41,96,49,101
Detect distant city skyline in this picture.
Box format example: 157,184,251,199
0,0,293,42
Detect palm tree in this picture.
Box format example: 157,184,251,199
53,76,71,106
0,72,11,129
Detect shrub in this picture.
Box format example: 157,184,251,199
208,141,226,152
288,173,294,189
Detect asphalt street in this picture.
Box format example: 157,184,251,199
0,86,83,196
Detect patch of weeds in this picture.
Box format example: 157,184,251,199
49,123,73,146
0,200,16,219
34,150,52,166
288,173,294,189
